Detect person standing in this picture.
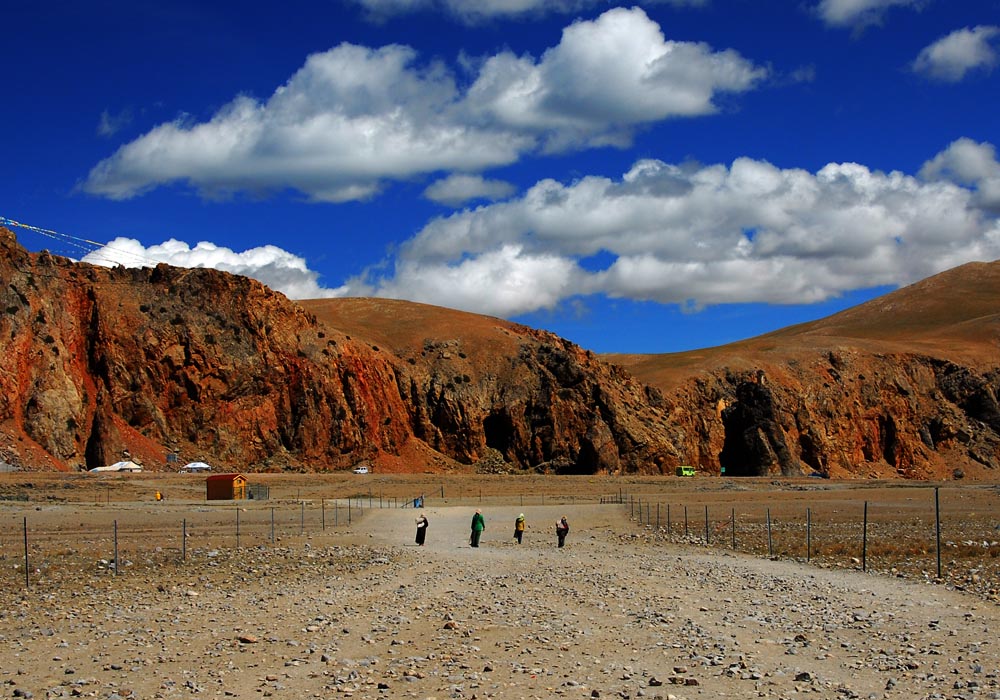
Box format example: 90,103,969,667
514,513,526,544
556,516,569,548
415,514,428,546
470,509,485,547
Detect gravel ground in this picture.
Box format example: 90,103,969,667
1,503,998,700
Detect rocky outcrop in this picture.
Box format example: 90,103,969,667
0,229,676,473
643,351,1000,479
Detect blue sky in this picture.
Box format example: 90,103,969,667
4,0,999,353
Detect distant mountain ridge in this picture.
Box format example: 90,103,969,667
1,225,997,479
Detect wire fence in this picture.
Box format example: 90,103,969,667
3,482,998,598
624,486,1000,594
0,498,375,590
0,483,619,590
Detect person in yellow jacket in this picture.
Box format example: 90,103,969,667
514,513,526,544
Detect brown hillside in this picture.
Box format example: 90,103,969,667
300,297,537,370
311,266,1000,481
605,261,1000,480
606,261,1000,389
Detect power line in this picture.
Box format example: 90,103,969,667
0,215,166,268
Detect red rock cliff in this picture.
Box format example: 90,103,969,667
0,228,676,473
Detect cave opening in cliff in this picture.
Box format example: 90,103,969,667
719,398,771,477
483,412,515,457
83,416,104,471
559,441,599,475
878,413,899,467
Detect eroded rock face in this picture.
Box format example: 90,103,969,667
657,352,1000,479
0,229,677,473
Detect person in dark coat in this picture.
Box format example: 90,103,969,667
415,514,428,546
556,516,569,548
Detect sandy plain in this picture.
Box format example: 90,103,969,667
1,473,999,700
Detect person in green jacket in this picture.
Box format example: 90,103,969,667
470,509,485,547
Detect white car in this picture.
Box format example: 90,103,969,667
352,466,369,474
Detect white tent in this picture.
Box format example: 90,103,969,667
89,460,143,473
181,461,213,473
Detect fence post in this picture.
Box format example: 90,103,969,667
935,487,942,579
114,519,119,577
731,508,736,550
862,500,868,572
806,507,811,562
183,519,187,561
236,508,241,549
667,504,671,535
766,509,773,558
300,501,305,536
656,503,660,530
684,505,688,538
23,517,29,589
704,505,709,544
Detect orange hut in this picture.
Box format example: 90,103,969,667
206,473,248,501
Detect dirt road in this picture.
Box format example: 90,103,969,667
1,503,998,699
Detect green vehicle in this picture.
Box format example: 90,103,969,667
675,465,695,477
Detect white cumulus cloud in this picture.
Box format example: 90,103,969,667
467,7,767,150
920,137,1000,212
815,0,921,29
82,8,765,203
81,238,346,300
346,244,583,316
424,174,517,206
345,139,1000,315
913,26,1000,82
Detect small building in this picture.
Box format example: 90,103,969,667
206,473,248,500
